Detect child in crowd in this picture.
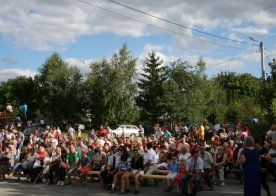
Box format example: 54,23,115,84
165,153,180,192
174,158,187,192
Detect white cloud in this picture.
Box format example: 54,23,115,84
233,27,268,35
0,69,37,82
0,0,275,51
65,58,94,75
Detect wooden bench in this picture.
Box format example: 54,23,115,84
88,170,103,185
154,170,170,175
143,174,167,180
88,170,101,175
225,169,242,177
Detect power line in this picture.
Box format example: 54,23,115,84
209,50,258,68
264,51,272,62
78,0,251,51
107,0,259,47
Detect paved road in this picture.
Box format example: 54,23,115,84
0,176,274,196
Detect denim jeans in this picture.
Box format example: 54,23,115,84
202,168,212,188
180,173,202,196
59,168,66,181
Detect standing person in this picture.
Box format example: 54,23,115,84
180,149,203,196
255,139,272,196
138,125,144,138
267,124,276,142
67,124,75,139
239,136,261,196
98,126,106,138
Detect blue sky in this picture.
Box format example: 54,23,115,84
0,0,276,81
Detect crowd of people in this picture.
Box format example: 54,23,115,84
0,122,275,196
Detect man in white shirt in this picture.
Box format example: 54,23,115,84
67,124,75,139
267,124,276,142
214,123,221,133
138,125,144,137
199,146,214,191
180,148,203,196
144,143,158,175
100,146,121,188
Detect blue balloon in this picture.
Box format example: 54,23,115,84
20,104,28,113
23,104,28,113
252,117,258,125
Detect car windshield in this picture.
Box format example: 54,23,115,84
111,125,120,130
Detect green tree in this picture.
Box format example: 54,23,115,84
86,44,138,126
161,59,192,123
262,58,276,123
0,76,38,121
37,52,83,124
184,58,210,124
137,51,167,122
214,71,262,127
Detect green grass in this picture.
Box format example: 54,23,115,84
61,131,89,139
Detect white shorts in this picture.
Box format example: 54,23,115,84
132,169,144,176
158,162,168,169
166,172,177,180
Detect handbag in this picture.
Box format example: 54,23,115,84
33,159,41,168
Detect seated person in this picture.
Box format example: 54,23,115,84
165,153,180,192
8,146,29,179
56,149,67,186
47,147,62,185
65,144,80,186
91,146,106,171
157,148,168,170
180,149,203,196
110,148,131,193
30,145,47,183
0,146,14,179
76,149,91,185
174,158,186,192
125,148,144,194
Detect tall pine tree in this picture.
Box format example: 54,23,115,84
137,51,166,122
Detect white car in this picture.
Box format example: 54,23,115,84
111,125,139,137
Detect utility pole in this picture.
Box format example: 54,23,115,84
260,41,265,81
250,37,265,81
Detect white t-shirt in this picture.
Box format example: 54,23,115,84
214,124,220,132
186,157,203,172
68,127,75,137
178,152,191,163
27,153,37,162
146,148,158,164
267,130,276,140
269,148,276,164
